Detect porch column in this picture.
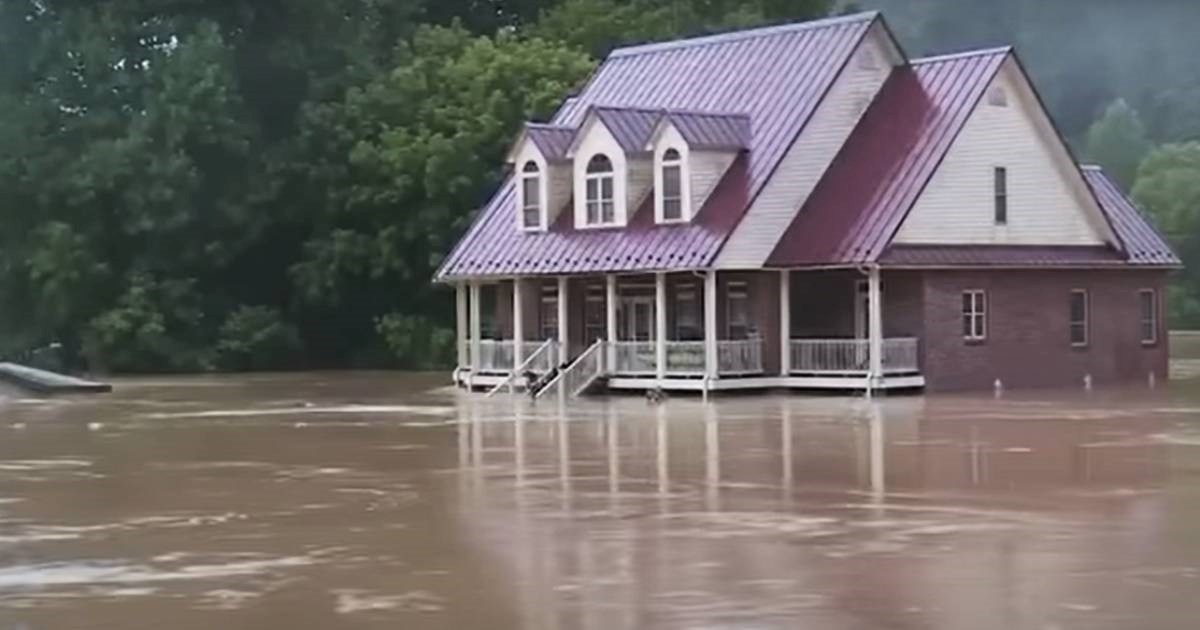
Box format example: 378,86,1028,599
469,281,482,383
778,270,791,376
557,276,569,365
456,283,468,373
655,272,667,383
868,266,883,387
605,274,618,371
513,278,525,371
704,270,718,381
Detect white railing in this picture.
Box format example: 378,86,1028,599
665,341,706,374
789,338,920,375
536,340,606,399
613,341,656,375
485,340,558,397
476,340,514,373
718,338,764,375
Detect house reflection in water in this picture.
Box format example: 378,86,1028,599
453,395,1169,629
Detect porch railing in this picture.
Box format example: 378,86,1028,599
718,338,763,375
475,340,514,373
665,341,706,374
789,338,919,375
536,339,606,399
485,340,558,397
612,341,657,375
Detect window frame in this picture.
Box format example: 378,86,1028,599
584,154,616,227
994,166,1008,225
1069,289,1090,348
987,86,1008,107
519,160,543,231
962,289,987,342
672,283,701,341
659,148,685,223
1139,288,1158,346
539,285,558,341
725,281,754,340
584,285,606,343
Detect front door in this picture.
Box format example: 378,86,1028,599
620,296,655,341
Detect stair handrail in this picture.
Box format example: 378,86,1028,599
535,339,605,400
485,339,556,397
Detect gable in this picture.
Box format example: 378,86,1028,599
894,58,1115,247
716,20,904,269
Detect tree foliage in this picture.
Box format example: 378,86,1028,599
1085,99,1150,190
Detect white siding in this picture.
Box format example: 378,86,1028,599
716,23,900,268
690,150,736,215
627,154,654,217
895,60,1111,246
572,120,630,228
546,162,571,225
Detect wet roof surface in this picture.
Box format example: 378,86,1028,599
437,13,875,279
1082,166,1181,267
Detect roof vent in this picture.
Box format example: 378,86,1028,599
987,87,1008,107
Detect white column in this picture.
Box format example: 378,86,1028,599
704,270,719,381
456,283,468,375
655,272,667,384
469,282,482,384
606,274,618,371
868,266,883,388
557,276,569,365
512,278,525,371
779,270,791,376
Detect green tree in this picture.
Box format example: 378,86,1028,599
1085,99,1151,190
1133,143,1200,328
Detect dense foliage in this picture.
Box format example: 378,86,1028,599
2,0,1198,373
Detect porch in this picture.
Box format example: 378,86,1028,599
453,269,925,394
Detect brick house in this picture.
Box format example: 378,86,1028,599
435,12,1180,396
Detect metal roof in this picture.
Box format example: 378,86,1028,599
766,48,1011,267
1081,166,1181,267
524,124,575,161
659,111,752,150
588,106,664,153
879,244,1125,267
436,12,877,280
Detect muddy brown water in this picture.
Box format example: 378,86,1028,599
2,358,1200,628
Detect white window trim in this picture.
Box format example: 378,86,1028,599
963,289,987,342
517,159,546,232
655,146,690,224
583,155,618,228
993,166,1008,226
1070,289,1090,347
1139,288,1158,346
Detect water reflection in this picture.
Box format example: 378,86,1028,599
455,393,1178,629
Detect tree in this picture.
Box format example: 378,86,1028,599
1132,143,1200,328
1085,99,1151,190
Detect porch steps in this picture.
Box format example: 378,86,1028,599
535,340,607,399
484,340,556,397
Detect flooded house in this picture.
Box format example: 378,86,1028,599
435,12,1180,395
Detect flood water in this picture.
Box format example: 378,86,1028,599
2,349,1200,628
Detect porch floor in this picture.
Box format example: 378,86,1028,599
456,370,924,393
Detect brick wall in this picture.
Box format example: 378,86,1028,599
919,269,1170,391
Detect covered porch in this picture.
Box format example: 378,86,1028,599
452,268,924,394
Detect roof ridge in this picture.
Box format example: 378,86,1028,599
911,46,1013,65
1079,164,1103,171
526,122,574,130
589,104,750,118
609,11,878,59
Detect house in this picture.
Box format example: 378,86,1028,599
435,12,1181,396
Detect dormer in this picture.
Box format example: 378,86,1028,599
506,123,573,232
646,112,750,224
566,107,660,229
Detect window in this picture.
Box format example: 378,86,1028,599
726,282,754,340
585,285,606,342
540,285,558,340
585,154,615,225
673,284,701,340
520,161,541,229
1139,289,1158,345
857,49,878,71
994,167,1008,225
962,290,986,341
987,86,1008,107
1069,289,1089,347
661,148,684,221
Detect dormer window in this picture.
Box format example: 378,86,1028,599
520,160,542,230
661,149,684,221
585,154,616,225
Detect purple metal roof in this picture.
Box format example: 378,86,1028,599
767,48,1011,267
663,111,752,150
524,124,575,161
1082,166,1181,267
588,106,664,153
879,244,1125,267
436,12,878,280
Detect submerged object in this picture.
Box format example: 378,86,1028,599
0,363,111,395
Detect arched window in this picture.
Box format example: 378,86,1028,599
520,160,541,229
660,148,684,221
584,154,615,225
